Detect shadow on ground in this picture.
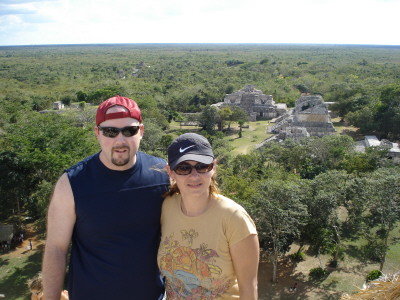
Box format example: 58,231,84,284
0,246,43,300
258,257,343,300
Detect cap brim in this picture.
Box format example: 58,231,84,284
99,117,141,126
170,154,214,169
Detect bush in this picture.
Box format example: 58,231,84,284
366,270,382,282
309,267,328,280
290,252,305,262
61,95,72,106
328,259,338,268
226,60,244,67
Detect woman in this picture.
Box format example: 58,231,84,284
158,133,259,299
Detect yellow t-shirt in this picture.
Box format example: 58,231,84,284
157,193,257,299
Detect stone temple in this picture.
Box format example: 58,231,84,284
212,85,287,121
269,94,335,140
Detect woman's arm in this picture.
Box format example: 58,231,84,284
230,234,260,300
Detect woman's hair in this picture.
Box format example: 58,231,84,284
27,272,43,291
163,173,220,198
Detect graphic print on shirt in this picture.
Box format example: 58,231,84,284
159,229,234,299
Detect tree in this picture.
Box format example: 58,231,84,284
294,84,310,94
0,112,98,222
159,134,174,153
225,85,235,94
226,59,244,66
340,147,388,174
238,120,245,138
61,96,72,106
218,107,233,131
250,179,308,282
230,107,248,137
0,151,35,221
28,180,54,225
346,84,400,139
364,168,400,270
341,176,371,237
204,131,234,164
375,84,400,139
139,118,166,157
260,135,355,179
300,170,351,265
346,106,378,134
31,96,52,111
329,85,370,121
87,86,125,105
76,91,88,102
78,101,86,111
199,106,219,133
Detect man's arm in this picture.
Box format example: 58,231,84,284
42,173,76,300
230,234,260,300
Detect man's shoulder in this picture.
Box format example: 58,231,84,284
65,153,99,176
136,152,169,186
137,151,167,168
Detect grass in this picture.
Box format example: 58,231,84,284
0,246,43,300
330,117,365,141
382,224,400,274
314,222,400,296
166,120,202,136
221,121,272,155
168,120,272,155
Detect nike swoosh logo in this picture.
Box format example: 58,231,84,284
179,145,195,153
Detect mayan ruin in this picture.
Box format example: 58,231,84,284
212,85,287,121
269,94,336,140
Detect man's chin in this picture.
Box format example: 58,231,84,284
111,159,130,167
111,149,131,167
111,154,131,167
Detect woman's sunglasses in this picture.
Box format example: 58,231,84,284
98,126,140,138
173,162,214,175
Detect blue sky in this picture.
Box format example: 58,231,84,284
0,0,399,46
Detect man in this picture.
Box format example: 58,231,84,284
42,96,169,300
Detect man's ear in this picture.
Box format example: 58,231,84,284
139,124,144,139
94,126,100,138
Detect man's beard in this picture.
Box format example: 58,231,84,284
111,146,131,166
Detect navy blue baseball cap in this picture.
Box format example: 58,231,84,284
168,133,214,169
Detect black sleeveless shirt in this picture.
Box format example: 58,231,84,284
66,152,169,300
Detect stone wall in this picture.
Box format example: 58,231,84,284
270,94,335,139
218,85,287,121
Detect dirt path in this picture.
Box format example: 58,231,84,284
1,224,44,259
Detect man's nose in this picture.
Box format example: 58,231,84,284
114,132,126,142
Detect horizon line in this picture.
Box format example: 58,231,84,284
1,42,400,48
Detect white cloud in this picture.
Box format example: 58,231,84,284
0,0,399,45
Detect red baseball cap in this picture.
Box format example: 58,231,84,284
96,95,142,125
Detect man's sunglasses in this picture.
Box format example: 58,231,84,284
173,162,214,175
98,126,140,138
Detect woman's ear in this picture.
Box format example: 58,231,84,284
165,165,172,176
165,165,177,181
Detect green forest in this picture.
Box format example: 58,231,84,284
0,44,399,299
